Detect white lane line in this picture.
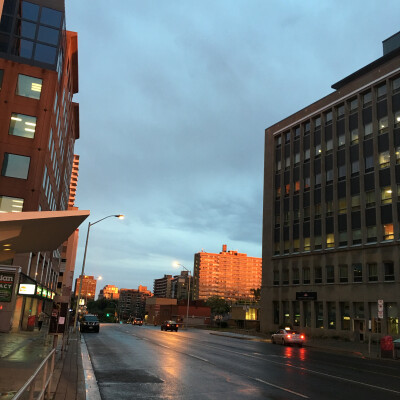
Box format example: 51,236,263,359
158,343,170,349
253,378,309,399
188,354,209,362
81,335,101,400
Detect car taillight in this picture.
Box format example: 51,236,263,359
300,335,305,339
287,334,291,339
167,324,170,327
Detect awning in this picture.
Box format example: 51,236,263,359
0,210,90,261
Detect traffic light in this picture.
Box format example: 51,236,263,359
106,313,110,317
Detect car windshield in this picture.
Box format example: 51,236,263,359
285,330,298,334
84,316,98,322
167,321,176,324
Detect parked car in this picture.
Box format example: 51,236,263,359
271,329,305,346
80,314,100,333
133,318,143,326
161,320,178,332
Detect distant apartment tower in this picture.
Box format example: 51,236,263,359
171,270,193,300
153,274,173,298
194,244,262,301
0,0,79,331
98,284,119,300
119,286,152,319
262,32,400,339
74,275,97,302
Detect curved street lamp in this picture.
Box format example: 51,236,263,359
174,262,192,329
73,214,124,331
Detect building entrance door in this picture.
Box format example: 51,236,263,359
354,319,365,342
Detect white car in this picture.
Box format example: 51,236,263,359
271,329,305,346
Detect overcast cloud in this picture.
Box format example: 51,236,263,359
65,0,400,294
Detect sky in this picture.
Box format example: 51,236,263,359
65,0,400,296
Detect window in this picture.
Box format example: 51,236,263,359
315,143,321,156
337,105,345,120
326,169,333,182
292,268,299,284
276,136,282,147
338,198,347,214
365,154,374,171
0,70,3,90
304,237,310,251
349,98,358,113
352,229,362,245
339,265,348,283
383,223,394,240
368,263,378,282
326,233,334,249
0,196,24,213
353,263,363,282
352,195,360,210
384,262,394,281
274,243,280,256
1,153,30,179
314,204,321,218
304,121,310,133
326,265,334,283
294,152,300,164
395,111,400,128
377,84,387,100
276,187,281,198
351,128,359,143
314,266,322,284
393,76,400,94
379,151,390,168
326,200,333,216
381,187,392,204
351,160,359,175
367,226,377,243
276,159,281,171
304,176,310,190
314,235,322,250
339,231,347,247
364,122,373,137
304,147,310,160
303,267,310,284
314,117,321,128
338,132,345,147
366,190,375,207
40,7,63,28
363,91,372,107
9,113,37,138
325,111,332,125
284,241,290,253
285,184,290,196
282,269,289,285
379,116,388,133
285,131,290,143
303,207,310,220
315,172,321,186
293,239,300,252
294,126,300,139
326,138,333,152
16,74,42,99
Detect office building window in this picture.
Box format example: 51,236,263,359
315,143,321,156
326,137,333,152
1,153,30,179
276,136,281,147
338,198,347,214
294,181,300,192
326,200,333,216
381,187,392,204
383,223,394,240
315,172,321,186
326,265,334,283
285,131,290,143
393,76,400,93
314,266,322,284
303,267,310,284
327,302,336,329
353,263,363,282
315,302,323,328
294,126,300,139
352,195,360,210
338,132,345,147
341,302,351,330
337,105,345,120
273,270,279,285
339,231,347,247
352,229,362,245
379,151,390,168
285,155,290,169
293,239,300,253
384,262,395,281
314,235,322,250
304,207,310,220
314,117,321,128
351,160,359,175
338,164,346,180
304,176,310,190
325,111,332,125
284,241,290,254
304,147,310,160
274,243,280,256
364,122,373,137
366,190,375,207
351,128,359,143
365,154,374,171
368,263,378,282
367,226,377,243
395,111,400,128
304,237,310,251
282,269,289,285
379,116,388,133
9,113,37,138
349,98,358,113
16,74,42,99
0,196,24,213
363,91,372,107
339,265,348,283
292,268,299,284
276,159,281,171
326,169,333,182
326,233,334,249
294,152,300,164
377,84,387,100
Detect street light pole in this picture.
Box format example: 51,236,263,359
73,214,124,332
176,263,191,329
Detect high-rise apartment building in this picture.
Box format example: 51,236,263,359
74,275,96,303
98,284,119,300
262,32,400,339
119,286,152,320
153,274,173,298
194,244,262,301
0,0,80,331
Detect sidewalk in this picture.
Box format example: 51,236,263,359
0,327,85,400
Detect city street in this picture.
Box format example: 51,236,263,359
82,324,400,400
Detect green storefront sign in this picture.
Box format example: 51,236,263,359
0,273,15,302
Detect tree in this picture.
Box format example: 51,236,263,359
206,296,230,315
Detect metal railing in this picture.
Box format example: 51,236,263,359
13,348,56,400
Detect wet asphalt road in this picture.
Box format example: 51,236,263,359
82,324,400,399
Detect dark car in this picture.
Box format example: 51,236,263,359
161,320,178,331
133,318,143,326
80,314,100,333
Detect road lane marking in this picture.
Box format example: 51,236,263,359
81,335,101,400
188,354,209,362
158,343,170,349
253,378,309,399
